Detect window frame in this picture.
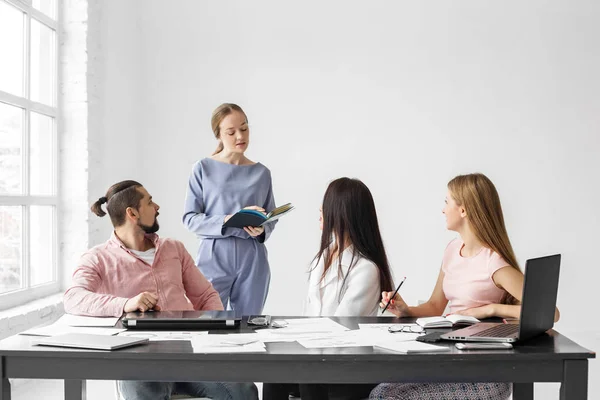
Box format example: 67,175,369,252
0,0,60,310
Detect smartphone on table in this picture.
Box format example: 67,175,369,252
247,315,271,326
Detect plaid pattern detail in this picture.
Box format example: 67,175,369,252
370,382,511,400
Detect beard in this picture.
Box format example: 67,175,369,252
138,218,159,234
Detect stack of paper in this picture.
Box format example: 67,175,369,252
191,333,266,353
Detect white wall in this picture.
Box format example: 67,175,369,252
87,0,144,246
122,0,600,322
90,0,599,397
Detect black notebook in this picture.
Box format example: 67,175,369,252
223,203,294,229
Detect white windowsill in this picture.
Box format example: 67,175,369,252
0,292,65,341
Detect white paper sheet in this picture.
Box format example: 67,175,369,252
118,330,209,341
297,329,421,348
276,317,349,332
297,331,370,348
358,323,419,332
192,342,267,353
375,340,450,353
191,334,266,353
255,317,349,342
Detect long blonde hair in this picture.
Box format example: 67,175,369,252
448,173,521,305
210,103,248,155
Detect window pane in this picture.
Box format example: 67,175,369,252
0,1,24,96
30,206,54,286
0,102,23,195
32,0,56,20
0,206,22,294
31,19,55,106
30,112,54,195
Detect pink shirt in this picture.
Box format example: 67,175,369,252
442,238,509,314
63,232,223,317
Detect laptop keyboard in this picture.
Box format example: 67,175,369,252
473,324,519,338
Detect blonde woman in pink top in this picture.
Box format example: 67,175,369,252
370,173,560,400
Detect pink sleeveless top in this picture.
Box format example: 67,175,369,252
442,238,509,314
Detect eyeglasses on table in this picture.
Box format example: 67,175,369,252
387,324,425,334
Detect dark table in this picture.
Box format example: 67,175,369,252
0,316,595,399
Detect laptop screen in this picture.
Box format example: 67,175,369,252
518,254,561,341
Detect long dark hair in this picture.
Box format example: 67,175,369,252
90,180,144,227
312,178,394,298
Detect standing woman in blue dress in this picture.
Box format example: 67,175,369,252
183,103,277,316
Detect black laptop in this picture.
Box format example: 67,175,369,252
441,254,560,343
121,310,240,330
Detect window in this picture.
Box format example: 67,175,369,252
0,0,58,309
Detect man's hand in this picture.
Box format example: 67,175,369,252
124,292,160,313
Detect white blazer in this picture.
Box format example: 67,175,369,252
304,246,381,317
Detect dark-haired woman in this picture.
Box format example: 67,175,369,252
263,177,394,400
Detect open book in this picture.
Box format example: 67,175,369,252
223,203,294,229
416,315,480,329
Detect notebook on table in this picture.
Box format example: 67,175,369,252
35,333,149,351
121,310,240,330
416,315,480,329
441,254,560,343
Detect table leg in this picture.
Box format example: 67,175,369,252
0,357,11,400
560,359,588,400
513,382,534,400
65,379,86,400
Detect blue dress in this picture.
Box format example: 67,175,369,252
182,158,277,316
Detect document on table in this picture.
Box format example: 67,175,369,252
375,341,450,353
297,330,371,348
297,329,422,349
191,333,266,353
256,317,349,342
272,317,349,333
358,323,420,332
118,330,209,341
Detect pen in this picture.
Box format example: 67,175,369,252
381,276,406,315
